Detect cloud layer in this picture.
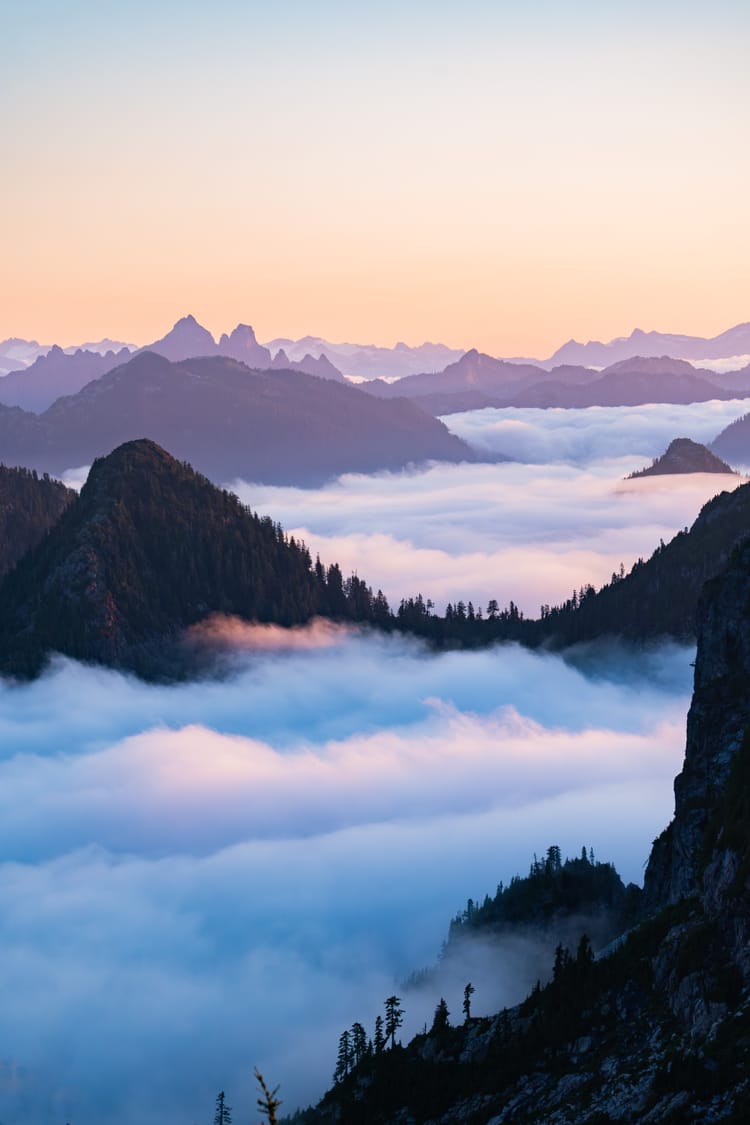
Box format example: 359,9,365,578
2,402,721,1123
234,463,745,615
0,633,692,1123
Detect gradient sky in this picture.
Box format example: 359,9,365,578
3,0,748,354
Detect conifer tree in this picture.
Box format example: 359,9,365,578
463,982,475,1022
374,1014,385,1054
351,1021,367,1067
431,997,450,1033
334,1030,353,1083
214,1090,232,1125
384,995,404,1048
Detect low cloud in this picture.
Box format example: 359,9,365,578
0,635,692,1123
233,458,745,614
443,399,750,463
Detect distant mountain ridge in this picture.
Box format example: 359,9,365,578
362,351,750,414
0,345,132,412
547,322,750,369
0,351,481,485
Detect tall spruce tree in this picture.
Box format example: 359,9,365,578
213,1090,232,1125
374,1014,385,1054
384,996,404,1049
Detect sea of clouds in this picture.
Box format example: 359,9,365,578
232,400,748,615
3,400,742,1123
0,635,692,1124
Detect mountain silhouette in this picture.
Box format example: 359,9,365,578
0,440,326,677
0,352,480,484
628,438,735,478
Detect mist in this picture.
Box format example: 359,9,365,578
0,630,693,1124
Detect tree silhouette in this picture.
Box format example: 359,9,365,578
384,995,404,1048
463,982,475,1022
431,997,450,1034
374,1014,385,1054
334,1030,353,1083
254,1068,281,1124
351,1021,368,1067
213,1090,232,1125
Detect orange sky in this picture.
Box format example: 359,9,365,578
3,1,748,356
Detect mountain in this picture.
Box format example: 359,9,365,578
710,410,750,468
0,465,75,577
216,323,272,367
263,336,465,380
500,363,742,410
270,349,346,382
296,520,750,1125
628,438,736,479
362,353,749,415
0,440,328,678
63,338,134,356
547,321,750,368
0,352,481,485
144,317,345,380
0,337,50,376
363,350,555,399
0,344,131,412
142,313,218,361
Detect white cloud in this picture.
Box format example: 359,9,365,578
232,458,745,614
443,399,750,462
0,636,691,1123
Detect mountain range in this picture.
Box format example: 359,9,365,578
0,353,479,485
546,321,750,369
364,352,750,414
4,318,750,388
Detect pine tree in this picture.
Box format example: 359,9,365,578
214,1090,232,1125
384,995,404,1048
431,997,450,1033
334,1030,353,1083
374,1014,385,1054
463,982,475,1022
351,1022,367,1067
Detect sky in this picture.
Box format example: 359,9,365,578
2,0,749,354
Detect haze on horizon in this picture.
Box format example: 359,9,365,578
3,0,748,355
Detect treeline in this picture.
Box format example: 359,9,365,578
446,845,641,945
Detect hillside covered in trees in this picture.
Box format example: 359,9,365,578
2,443,750,681
0,464,75,577
0,440,392,678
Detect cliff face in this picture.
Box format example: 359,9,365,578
645,539,750,916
